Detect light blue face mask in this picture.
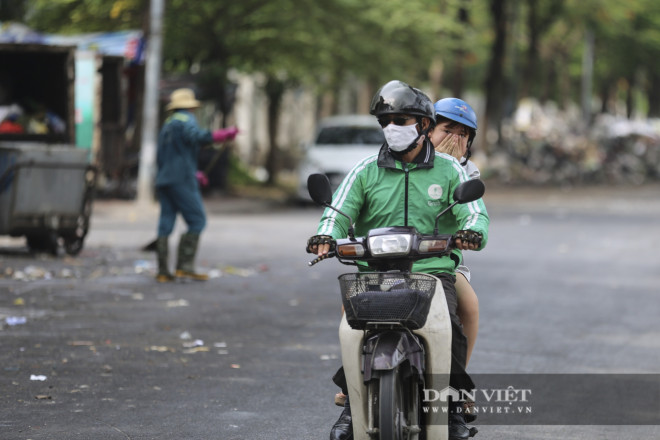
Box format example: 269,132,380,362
383,123,419,152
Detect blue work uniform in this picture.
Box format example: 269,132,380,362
155,110,213,237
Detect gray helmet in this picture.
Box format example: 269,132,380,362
370,80,435,121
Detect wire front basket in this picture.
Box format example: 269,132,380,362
338,272,436,330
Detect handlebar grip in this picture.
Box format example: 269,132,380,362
308,251,336,266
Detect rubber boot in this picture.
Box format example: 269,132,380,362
155,236,175,282
175,233,209,281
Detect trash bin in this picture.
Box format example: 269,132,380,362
0,142,96,255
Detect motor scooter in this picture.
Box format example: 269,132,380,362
307,173,484,440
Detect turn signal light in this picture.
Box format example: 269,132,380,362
337,244,365,257
419,239,448,253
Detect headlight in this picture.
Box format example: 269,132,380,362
419,239,449,253
337,243,365,257
369,234,412,256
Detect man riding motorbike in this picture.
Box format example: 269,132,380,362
307,80,490,440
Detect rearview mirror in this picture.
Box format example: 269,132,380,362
307,173,333,206
453,179,485,204
307,173,356,240
434,179,485,234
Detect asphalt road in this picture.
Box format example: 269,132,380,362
1,184,660,439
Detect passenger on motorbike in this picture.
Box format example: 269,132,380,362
429,97,481,367
306,80,490,440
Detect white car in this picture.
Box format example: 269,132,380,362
297,114,384,201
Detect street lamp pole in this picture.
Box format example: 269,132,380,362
137,0,164,205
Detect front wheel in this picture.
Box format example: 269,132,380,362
377,365,421,440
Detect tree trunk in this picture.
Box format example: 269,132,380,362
625,73,634,119
598,80,610,114
482,0,508,152
265,76,285,185
451,5,470,97
581,29,594,125
520,0,539,99
648,71,660,118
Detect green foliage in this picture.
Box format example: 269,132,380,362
25,0,145,33
16,0,660,117
155,0,464,93
226,151,261,187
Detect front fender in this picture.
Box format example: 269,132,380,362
363,331,424,382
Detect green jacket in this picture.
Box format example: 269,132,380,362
316,141,489,275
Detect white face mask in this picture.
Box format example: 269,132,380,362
383,123,420,152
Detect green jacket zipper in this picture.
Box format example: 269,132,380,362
404,164,409,226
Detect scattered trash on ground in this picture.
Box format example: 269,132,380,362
5,316,27,326
166,299,189,308
133,260,155,274
86,268,105,280
207,269,222,279
147,346,174,353
183,347,209,354
222,266,256,277
59,268,75,278
0,265,83,281
213,342,229,355
182,339,204,348
320,354,339,361
30,374,47,381
68,341,94,346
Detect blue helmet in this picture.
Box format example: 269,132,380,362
433,98,477,130
434,98,477,163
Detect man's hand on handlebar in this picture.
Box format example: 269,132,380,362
306,235,336,257
454,230,482,251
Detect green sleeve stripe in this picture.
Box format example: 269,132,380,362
318,154,378,236
443,153,484,230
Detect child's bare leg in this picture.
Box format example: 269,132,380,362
456,272,479,366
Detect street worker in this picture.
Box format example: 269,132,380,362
306,80,489,440
155,88,238,282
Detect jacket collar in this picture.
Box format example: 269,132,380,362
377,139,435,170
